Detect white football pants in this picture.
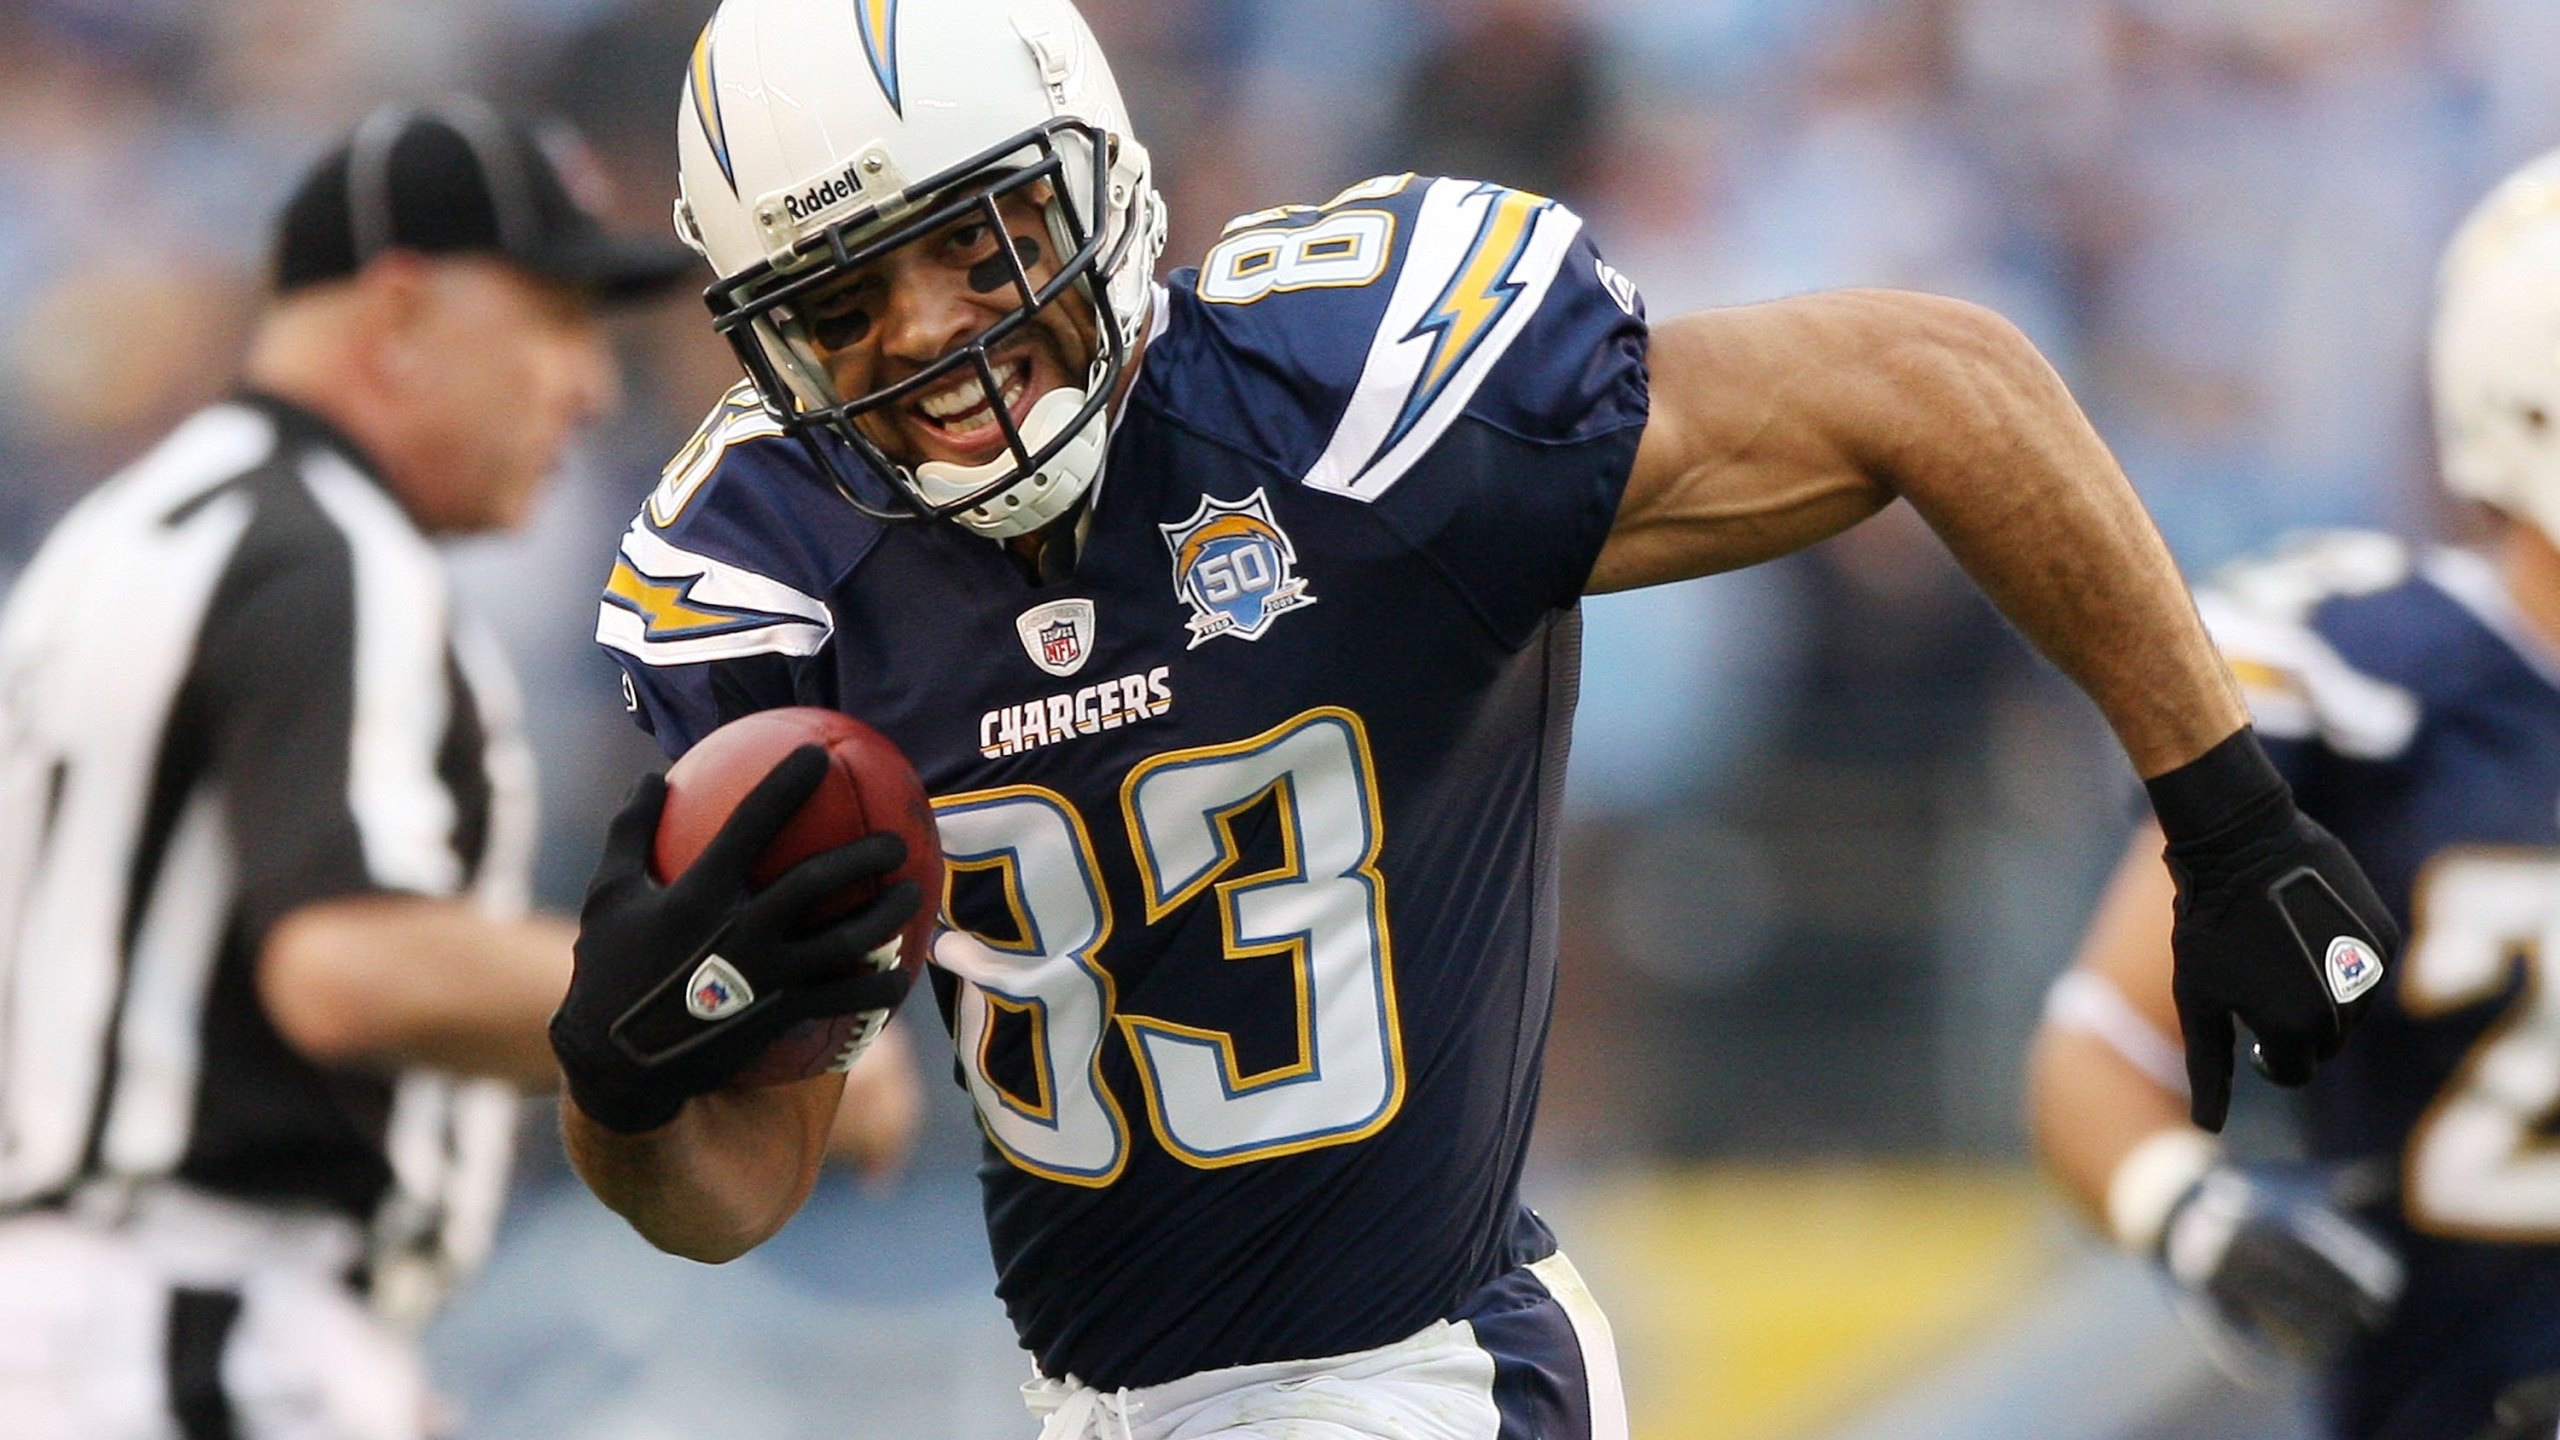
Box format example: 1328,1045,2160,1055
1023,1250,1627,1440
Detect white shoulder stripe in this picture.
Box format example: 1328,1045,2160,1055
2197,591,2420,760
300,454,464,896
597,521,834,666
118,405,277,515
1303,179,1585,504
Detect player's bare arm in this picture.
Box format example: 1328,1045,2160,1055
550,749,919,1255
561,1019,917,1253
259,896,574,1090
562,977,923,1255
1598,289,2395,1131
1593,290,2242,778
562,1073,843,1261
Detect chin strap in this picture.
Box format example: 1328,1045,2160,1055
915,385,1107,540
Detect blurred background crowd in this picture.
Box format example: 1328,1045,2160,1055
2,0,2552,1436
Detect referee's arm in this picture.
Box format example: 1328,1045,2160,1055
262,898,569,1089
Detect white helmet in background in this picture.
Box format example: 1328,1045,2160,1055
2432,147,2560,548
675,0,1167,538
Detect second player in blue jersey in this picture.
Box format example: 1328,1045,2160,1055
2030,148,2560,1440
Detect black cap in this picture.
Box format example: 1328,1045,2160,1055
273,97,696,302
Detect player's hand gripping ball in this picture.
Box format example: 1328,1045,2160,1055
550,709,941,1134
653,708,943,1085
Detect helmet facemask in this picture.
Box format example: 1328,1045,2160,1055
705,119,1138,539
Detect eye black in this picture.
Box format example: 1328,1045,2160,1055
968,235,1044,296
808,305,871,350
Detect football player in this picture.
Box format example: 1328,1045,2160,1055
2029,148,2560,1440
546,1,2399,1434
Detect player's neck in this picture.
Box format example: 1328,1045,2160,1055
2500,520,2560,653
1004,509,1083,586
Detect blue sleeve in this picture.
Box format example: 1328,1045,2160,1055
611,650,801,760
1366,223,1648,645
2191,534,2433,821
1146,175,1650,650
596,383,876,757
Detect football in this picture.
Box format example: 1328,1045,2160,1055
652,707,942,1087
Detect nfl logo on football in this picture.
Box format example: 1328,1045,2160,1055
1159,489,1317,649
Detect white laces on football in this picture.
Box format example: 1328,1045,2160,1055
1022,1373,1142,1440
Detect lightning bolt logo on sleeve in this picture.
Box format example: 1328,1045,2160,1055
1303,179,1584,504
1387,186,1550,456
604,560,769,641
596,526,834,665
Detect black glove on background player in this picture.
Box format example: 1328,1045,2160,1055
550,747,920,1134
2157,1162,2403,1366
2146,727,2399,1132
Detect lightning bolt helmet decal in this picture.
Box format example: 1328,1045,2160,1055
688,20,736,192
858,0,904,116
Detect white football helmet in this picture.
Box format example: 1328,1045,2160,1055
674,0,1166,538
2432,147,2560,549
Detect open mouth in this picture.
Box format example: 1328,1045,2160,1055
908,356,1034,459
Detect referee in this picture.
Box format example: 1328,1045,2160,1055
0,99,689,1440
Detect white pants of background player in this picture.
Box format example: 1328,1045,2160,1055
0,1186,429,1440
1024,1251,1627,1440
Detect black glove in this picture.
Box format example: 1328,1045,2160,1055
551,746,921,1134
2147,728,2399,1131
2158,1162,2403,1366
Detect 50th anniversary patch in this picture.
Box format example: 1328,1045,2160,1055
1160,489,1316,648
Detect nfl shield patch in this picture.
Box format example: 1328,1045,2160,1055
1016,598,1097,678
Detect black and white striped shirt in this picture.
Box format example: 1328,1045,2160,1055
0,393,530,1301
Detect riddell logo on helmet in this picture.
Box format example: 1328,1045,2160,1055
781,164,869,226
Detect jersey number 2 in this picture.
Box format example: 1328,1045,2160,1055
930,709,1404,1185
2401,848,2560,1240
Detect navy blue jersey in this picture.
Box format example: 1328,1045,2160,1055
598,175,1649,1388
2200,532,2560,1440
